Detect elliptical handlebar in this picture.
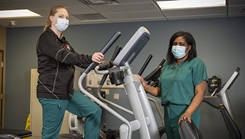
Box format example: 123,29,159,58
78,31,134,139
84,31,121,74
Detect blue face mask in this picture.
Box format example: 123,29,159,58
54,18,69,32
171,45,186,59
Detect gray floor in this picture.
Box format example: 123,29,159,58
28,137,41,139
27,135,167,139
26,135,167,139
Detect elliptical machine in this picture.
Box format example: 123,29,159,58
76,26,162,139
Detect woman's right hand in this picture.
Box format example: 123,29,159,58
135,74,161,97
92,52,104,63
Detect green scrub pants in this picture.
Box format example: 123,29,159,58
164,104,200,139
38,90,102,139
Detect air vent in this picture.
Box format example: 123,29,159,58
80,0,118,5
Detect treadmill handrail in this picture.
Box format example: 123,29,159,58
219,67,240,119
219,105,242,139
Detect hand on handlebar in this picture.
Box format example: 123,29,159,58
135,74,147,87
179,112,192,124
92,52,104,63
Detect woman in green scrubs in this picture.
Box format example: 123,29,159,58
138,31,208,139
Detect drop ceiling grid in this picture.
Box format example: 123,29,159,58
0,0,245,27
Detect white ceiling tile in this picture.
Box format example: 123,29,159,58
102,11,165,20
68,5,97,15
166,14,226,20
111,17,165,23
0,1,19,10
228,5,245,17
116,0,155,4
228,0,245,6
89,2,159,13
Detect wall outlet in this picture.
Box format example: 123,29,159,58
114,93,119,99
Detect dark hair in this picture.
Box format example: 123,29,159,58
43,5,68,32
166,31,197,64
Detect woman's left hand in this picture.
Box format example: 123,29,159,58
179,112,192,123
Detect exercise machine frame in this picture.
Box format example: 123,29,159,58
78,26,161,139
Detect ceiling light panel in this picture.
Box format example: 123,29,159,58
0,9,41,18
156,0,226,10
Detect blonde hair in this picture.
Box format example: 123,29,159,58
43,5,68,32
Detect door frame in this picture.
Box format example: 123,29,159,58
0,50,4,129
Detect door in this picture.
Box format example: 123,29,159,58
0,50,3,129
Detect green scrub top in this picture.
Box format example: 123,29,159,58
160,57,208,106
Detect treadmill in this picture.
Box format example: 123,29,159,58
178,67,242,139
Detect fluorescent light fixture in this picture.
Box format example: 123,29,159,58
156,0,226,10
0,9,41,18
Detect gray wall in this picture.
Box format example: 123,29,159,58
5,17,245,139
